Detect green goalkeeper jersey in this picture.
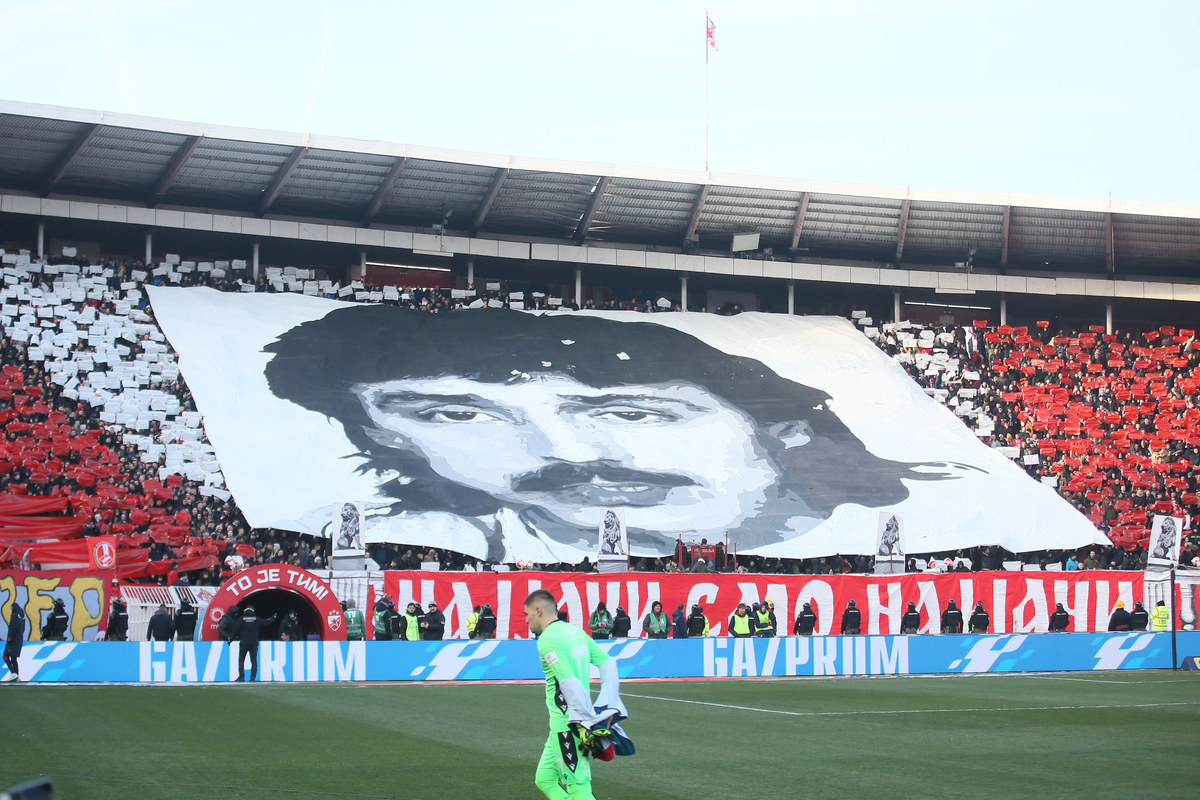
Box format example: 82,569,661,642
536,620,611,732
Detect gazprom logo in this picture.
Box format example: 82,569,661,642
948,635,1028,672
16,643,78,681
413,641,501,680
1092,633,1155,670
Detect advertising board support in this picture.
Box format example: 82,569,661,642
1171,565,1178,670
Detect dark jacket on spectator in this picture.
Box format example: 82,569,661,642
42,599,69,641
279,612,302,642
422,608,446,640
147,607,176,641
794,606,817,635
940,604,963,634
239,610,277,644
387,610,406,640
5,605,25,648
476,606,497,638
612,608,632,638
218,606,241,642
1108,607,1132,632
174,601,198,641
107,601,129,641
1130,603,1150,631
672,607,688,638
841,605,861,634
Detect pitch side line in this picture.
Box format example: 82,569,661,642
622,694,1200,717
1021,675,1193,684
0,770,419,799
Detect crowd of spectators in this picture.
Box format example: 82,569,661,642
193,263,690,314
867,316,1200,571
0,250,326,585
5,242,1197,584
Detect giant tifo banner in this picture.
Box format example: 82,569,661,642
383,571,1150,637
149,288,1105,561
0,570,109,641
3,632,1193,683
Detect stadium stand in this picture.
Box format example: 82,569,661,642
2,103,1199,583
868,319,1200,571
0,252,329,583
3,245,1195,584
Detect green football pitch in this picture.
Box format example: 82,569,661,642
2,672,1198,800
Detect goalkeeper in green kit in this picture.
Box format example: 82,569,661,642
524,590,635,800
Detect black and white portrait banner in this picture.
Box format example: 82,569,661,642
331,501,366,557
598,508,629,562
1148,514,1184,567
147,287,1107,563
875,511,905,573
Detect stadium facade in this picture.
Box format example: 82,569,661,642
0,99,1198,329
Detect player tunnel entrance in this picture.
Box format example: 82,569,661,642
238,588,322,641
199,564,347,641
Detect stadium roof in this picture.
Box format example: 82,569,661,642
1,99,1199,278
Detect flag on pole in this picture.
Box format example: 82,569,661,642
706,15,718,51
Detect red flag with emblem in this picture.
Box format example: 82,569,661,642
86,535,118,571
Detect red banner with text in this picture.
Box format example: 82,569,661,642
384,570,1148,640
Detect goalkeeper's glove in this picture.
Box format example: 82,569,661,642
569,723,615,762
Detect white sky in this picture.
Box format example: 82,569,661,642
3,0,1198,204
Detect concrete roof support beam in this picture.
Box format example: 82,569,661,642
1105,212,1116,274
362,157,408,228
471,167,510,235
789,192,810,252
257,146,309,217
573,176,610,243
1001,205,1011,267
682,185,711,249
894,199,911,263
148,135,203,208
42,123,100,197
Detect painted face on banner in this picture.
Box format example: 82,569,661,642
353,373,781,533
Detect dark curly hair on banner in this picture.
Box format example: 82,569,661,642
263,307,967,538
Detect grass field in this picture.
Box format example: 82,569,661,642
2,672,1198,800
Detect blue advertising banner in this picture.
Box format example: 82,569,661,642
3,632,1195,684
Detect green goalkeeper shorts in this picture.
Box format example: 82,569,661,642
539,729,592,787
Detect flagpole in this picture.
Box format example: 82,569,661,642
705,12,710,173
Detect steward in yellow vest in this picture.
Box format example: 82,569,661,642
729,604,752,637
467,606,481,639
1150,600,1170,631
